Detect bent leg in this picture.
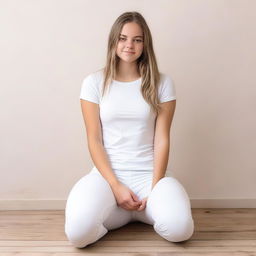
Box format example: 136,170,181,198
65,169,131,248
146,177,194,242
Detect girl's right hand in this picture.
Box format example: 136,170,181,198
110,181,142,211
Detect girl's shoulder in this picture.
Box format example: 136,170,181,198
159,72,173,84
158,72,176,103
83,68,104,84
80,69,105,104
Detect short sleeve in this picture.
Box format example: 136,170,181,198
79,74,100,104
158,75,176,103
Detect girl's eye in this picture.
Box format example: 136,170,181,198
119,38,143,43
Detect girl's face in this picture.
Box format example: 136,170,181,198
116,22,144,63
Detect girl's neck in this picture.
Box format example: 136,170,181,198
115,61,140,81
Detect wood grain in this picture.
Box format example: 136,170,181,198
0,209,255,255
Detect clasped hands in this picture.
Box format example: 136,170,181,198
110,181,149,211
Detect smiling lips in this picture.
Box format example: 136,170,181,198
124,51,135,54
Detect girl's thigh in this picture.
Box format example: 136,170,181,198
134,176,193,226
146,176,193,222
65,168,132,231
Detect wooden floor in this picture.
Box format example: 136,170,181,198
0,209,256,255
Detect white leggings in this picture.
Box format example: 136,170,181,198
65,167,194,248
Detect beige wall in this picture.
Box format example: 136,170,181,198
1,0,256,209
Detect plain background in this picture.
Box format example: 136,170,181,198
1,0,256,210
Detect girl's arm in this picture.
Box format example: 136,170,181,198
152,100,176,190
80,99,120,187
81,99,143,211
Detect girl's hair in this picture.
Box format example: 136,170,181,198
100,11,162,115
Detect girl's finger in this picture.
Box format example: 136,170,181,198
131,191,140,202
137,200,145,211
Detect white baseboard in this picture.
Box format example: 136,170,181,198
0,200,66,210
191,198,256,208
0,198,256,210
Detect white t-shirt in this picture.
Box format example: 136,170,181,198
80,69,176,171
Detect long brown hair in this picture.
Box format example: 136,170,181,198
100,11,162,115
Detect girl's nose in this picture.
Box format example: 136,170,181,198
126,39,134,48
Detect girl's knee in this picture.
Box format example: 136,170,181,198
154,215,194,242
64,171,114,248
65,217,108,248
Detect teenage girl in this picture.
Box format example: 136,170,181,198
65,11,194,248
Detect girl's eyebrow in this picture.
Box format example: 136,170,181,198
120,34,143,38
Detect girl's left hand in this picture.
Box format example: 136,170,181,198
136,197,148,211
